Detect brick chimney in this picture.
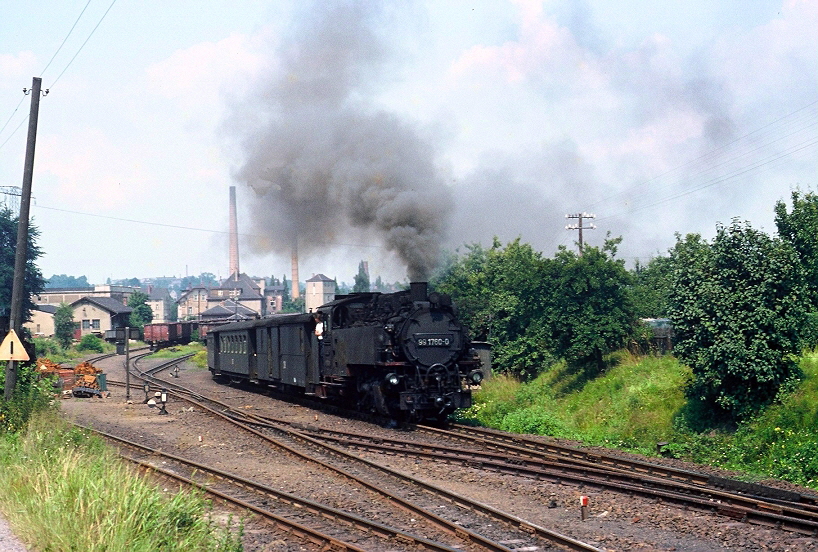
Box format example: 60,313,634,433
229,186,239,278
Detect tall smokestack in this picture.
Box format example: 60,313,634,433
291,237,300,299
229,186,239,278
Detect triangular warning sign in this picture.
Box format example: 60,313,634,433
0,329,30,361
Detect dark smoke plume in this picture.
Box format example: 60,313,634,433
226,1,451,281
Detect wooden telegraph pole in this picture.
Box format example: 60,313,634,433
565,212,596,257
4,77,47,400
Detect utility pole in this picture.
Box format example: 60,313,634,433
5,77,47,400
565,212,596,257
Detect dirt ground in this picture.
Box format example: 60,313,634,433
52,354,818,551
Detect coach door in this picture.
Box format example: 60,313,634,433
247,329,258,382
280,324,306,388
255,327,270,382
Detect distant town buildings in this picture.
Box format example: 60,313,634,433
24,270,340,338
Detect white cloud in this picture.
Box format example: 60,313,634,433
145,33,266,109
0,51,37,86
36,128,148,209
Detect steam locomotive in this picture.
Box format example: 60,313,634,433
206,282,484,423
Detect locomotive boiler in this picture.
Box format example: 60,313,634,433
207,282,484,423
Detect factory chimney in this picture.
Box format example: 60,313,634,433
291,237,300,299
229,186,239,279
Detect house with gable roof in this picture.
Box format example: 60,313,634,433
70,296,133,336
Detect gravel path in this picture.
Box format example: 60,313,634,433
0,512,28,552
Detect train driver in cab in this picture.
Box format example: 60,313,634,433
311,313,324,340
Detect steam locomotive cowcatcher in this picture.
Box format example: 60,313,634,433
207,282,484,423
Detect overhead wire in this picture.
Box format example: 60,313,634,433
585,100,818,212
0,0,117,151
48,0,118,89
589,103,818,223
32,203,386,249
40,0,93,78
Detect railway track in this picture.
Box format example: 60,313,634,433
105,356,602,551
293,424,818,535
76,425,466,552
83,352,817,549
429,424,818,509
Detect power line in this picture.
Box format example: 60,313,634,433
40,0,93,78
0,97,25,138
33,203,386,249
0,0,117,151
597,136,818,222
48,0,119,88
586,100,818,211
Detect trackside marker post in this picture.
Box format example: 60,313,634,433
580,495,589,520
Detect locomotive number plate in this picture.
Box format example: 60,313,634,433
415,334,452,347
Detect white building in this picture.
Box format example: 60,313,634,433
305,274,336,313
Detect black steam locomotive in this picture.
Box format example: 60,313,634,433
206,282,484,423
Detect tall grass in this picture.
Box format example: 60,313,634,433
464,351,818,489
0,412,242,551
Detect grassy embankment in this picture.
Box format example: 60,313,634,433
460,351,818,490
0,342,243,551
0,412,242,551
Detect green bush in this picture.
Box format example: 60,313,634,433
77,334,104,353
500,406,568,436
33,337,61,358
0,363,56,434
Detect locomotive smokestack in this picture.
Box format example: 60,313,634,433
291,238,300,300
410,282,427,303
229,186,239,278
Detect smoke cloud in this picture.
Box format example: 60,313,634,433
226,1,451,281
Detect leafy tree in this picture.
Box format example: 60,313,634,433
279,275,304,313
775,190,818,301
435,236,639,380
127,291,153,329
281,274,290,304
775,190,818,346
434,239,555,379
629,254,674,318
545,236,636,372
53,303,76,349
0,207,46,329
45,274,90,288
668,222,807,424
123,277,141,287
177,272,218,292
167,299,178,322
353,261,370,293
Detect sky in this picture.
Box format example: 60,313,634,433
1,0,816,287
